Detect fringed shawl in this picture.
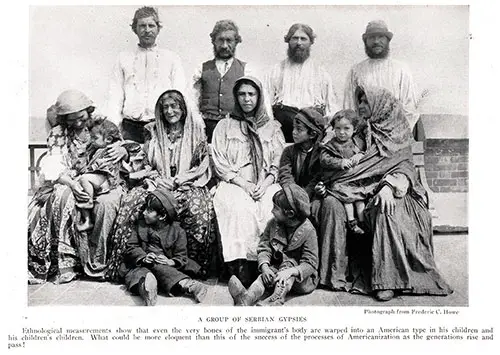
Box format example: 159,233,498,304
145,90,210,186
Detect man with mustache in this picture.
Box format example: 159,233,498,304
266,23,339,142
193,20,259,142
106,7,186,143
344,20,420,130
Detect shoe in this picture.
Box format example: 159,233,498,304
375,290,395,302
257,280,289,306
138,272,157,306
184,279,208,303
228,275,247,306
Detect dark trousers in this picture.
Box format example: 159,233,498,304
124,258,201,295
121,118,150,144
272,105,299,143
203,119,220,144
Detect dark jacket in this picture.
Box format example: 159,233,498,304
278,144,322,198
124,219,189,269
257,218,318,283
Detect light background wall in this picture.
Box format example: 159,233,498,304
29,5,468,119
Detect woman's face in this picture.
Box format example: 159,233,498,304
65,109,89,130
357,93,371,119
161,97,183,125
236,83,259,114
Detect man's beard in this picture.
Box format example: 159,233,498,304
214,46,235,60
287,45,311,63
364,43,390,59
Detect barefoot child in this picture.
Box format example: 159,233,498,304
121,188,208,306
228,184,318,306
76,118,122,231
318,109,368,234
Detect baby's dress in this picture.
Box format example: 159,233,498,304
83,147,121,191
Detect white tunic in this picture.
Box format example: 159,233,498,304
106,45,186,126
344,58,420,129
266,57,339,117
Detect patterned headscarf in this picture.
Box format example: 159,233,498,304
231,76,270,183
355,86,412,157
147,90,206,178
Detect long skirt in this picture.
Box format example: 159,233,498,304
28,184,122,284
105,185,216,283
351,194,453,295
213,182,281,262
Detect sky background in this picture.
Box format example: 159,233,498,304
29,5,469,120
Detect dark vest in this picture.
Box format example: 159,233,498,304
200,59,246,118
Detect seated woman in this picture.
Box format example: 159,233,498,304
28,90,128,284
106,89,217,282
315,86,453,301
211,76,285,287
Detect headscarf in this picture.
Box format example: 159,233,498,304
231,76,270,183
355,86,412,157
146,90,206,179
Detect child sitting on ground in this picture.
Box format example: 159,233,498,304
317,109,368,235
121,188,208,306
76,118,122,231
228,184,319,306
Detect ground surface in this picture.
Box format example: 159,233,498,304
28,234,468,307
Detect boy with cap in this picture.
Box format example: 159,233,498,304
278,107,326,198
121,188,208,306
228,184,319,306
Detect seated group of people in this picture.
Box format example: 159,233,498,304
28,75,453,306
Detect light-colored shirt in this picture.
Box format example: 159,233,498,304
106,45,186,126
265,57,339,117
344,58,419,129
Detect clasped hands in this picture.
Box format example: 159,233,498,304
261,264,297,288
142,252,175,266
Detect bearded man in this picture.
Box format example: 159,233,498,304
106,7,186,142
266,23,339,142
344,20,420,130
193,20,258,142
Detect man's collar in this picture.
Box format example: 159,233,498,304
215,57,234,65
137,43,158,51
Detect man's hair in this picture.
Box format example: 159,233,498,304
210,20,242,44
331,109,362,131
130,6,162,34
284,23,316,44
89,118,122,143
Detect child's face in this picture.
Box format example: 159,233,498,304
143,207,161,225
333,118,355,143
90,131,107,148
292,118,314,144
271,203,288,224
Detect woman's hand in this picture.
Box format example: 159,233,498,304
156,177,174,190
106,142,128,164
231,176,257,197
341,159,353,170
261,264,276,287
274,267,298,285
70,181,90,202
374,185,396,216
314,181,327,198
252,175,274,201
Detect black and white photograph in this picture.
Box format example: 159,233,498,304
24,4,470,308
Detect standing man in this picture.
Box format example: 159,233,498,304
193,20,252,142
266,23,339,142
107,7,186,142
344,20,420,132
